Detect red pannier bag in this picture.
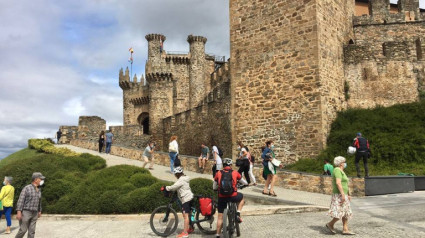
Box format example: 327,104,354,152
199,197,213,216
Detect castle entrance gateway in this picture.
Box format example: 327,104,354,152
137,112,149,135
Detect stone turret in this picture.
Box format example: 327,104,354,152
145,34,166,73
187,35,207,108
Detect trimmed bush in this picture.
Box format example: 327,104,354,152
28,139,79,157
190,178,216,199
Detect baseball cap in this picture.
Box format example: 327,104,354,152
32,172,45,180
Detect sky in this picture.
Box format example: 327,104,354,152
0,0,424,159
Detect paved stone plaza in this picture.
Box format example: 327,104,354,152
0,145,414,237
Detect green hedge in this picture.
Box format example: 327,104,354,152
286,101,425,176
28,139,79,157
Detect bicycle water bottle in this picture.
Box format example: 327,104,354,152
190,207,196,222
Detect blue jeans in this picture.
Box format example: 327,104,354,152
105,142,112,154
169,152,177,173
1,206,12,226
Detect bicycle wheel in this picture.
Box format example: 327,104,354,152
149,205,179,237
222,208,230,238
235,216,240,237
195,210,217,234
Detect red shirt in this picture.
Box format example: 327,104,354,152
214,166,241,198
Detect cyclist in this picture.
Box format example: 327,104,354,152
213,158,247,238
164,167,194,238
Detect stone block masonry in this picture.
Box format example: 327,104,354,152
70,139,365,197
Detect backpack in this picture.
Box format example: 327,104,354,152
219,170,234,195
199,197,213,216
217,147,224,157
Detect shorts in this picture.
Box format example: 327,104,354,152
200,156,208,160
143,156,152,162
217,193,243,213
181,200,193,214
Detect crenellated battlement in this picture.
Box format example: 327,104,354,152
165,55,190,64
145,34,166,42
187,35,207,44
145,72,173,83
354,0,423,25
119,67,146,90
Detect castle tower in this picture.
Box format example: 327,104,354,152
145,34,166,73
187,35,207,108
146,72,174,150
230,0,354,162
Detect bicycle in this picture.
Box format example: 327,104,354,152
150,189,218,237
221,183,247,238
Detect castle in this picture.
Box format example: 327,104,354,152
60,0,425,163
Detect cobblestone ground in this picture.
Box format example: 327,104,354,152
2,203,424,238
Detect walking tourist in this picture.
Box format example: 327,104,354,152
323,159,334,176
0,176,14,234
211,145,223,178
236,142,251,185
105,129,114,154
326,156,355,235
213,158,246,238
163,167,194,238
246,146,257,186
142,141,155,170
15,172,45,238
261,140,282,197
169,136,179,173
352,132,370,178
55,130,62,144
98,131,105,153
198,143,209,172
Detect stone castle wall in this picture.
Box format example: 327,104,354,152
77,116,106,141
58,126,78,144
163,71,232,157
317,0,355,144
345,0,425,108
230,0,340,163
109,125,151,149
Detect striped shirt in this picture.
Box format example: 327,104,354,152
16,184,42,212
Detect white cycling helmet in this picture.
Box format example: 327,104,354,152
173,166,184,174
347,146,356,155
223,158,233,166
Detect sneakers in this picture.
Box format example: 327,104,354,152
177,232,189,238
188,226,195,234
236,212,243,223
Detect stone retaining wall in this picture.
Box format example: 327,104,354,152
70,139,364,197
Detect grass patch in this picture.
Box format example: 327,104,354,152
286,101,425,176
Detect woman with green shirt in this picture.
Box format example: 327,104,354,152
0,176,15,234
326,156,355,235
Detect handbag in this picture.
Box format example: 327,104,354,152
271,158,281,167
174,155,181,167
169,143,177,153
236,159,243,167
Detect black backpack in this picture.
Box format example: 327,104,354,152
219,170,234,195
217,147,224,157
